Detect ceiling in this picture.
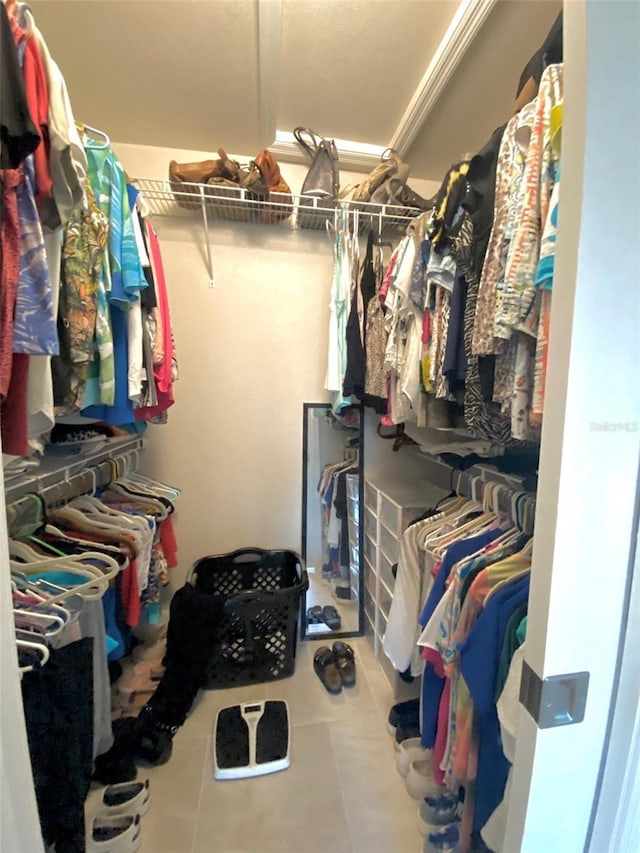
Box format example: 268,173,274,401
29,0,561,181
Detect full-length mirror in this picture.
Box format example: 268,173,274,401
301,403,363,639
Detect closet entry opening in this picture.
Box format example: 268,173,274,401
301,403,364,639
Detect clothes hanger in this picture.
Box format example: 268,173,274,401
49,504,140,536
126,472,181,499
10,551,109,586
13,607,65,637
12,551,120,602
77,121,110,149
16,577,85,616
6,492,46,533
112,475,173,503
102,485,170,519
27,578,85,615
429,508,501,559
9,539,51,562
12,589,71,624
42,521,131,562
16,639,50,674
70,496,148,533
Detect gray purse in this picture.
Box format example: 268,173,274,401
293,127,339,203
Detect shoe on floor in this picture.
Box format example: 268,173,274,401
321,605,341,631
406,755,442,800
418,793,459,834
423,823,460,853
88,814,142,853
313,646,342,694
307,605,323,624
386,697,420,736
332,641,356,687
396,737,430,777
394,720,421,748
100,779,150,818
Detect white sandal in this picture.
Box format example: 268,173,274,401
88,814,142,853
100,779,150,817
396,737,431,777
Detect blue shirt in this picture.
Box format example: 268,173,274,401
419,527,504,749
419,528,503,628
460,574,530,832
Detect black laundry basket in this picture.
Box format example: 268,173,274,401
187,548,308,689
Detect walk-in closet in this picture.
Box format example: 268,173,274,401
1,1,639,852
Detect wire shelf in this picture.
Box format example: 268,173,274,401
134,178,421,239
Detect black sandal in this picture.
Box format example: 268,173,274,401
313,646,342,694
332,641,356,687
321,605,341,631
307,606,322,624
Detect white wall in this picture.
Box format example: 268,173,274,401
114,142,439,587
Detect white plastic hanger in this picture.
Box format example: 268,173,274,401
13,607,65,637
126,472,181,499
16,639,50,674
11,551,120,602
102,485,169,520
78,122,110,149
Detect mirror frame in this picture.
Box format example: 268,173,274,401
300,402,365,641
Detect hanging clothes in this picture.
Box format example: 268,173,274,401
363,250,393,412
325,214,356,414
343,231,376,398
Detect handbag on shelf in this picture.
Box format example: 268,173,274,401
338,148,408,205
293,127,339,206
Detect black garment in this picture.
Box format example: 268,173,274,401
137,212,158,311
463,126,506,402
95,584,225,780
343,232,376,398
495,600,528,700
463,125,506,282
333,468,353,569
516,11,563,96
443,274,468,383
21,638,94,853
407,506,440,528
541,12,563,71
51,308,74,407
0,4,40,169
143,583,225,728
430,161,471,252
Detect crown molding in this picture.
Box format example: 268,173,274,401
269,131,386,172
257,0,282,149
389,0,498,155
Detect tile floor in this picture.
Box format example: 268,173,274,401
117,638,422,853
306,569,360,634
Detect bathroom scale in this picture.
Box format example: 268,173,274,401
213,700,290,780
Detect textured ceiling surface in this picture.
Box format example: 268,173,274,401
278,0,459,146
29,0,561,180
30,0,261,156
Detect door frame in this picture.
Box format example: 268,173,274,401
504,1,640,849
